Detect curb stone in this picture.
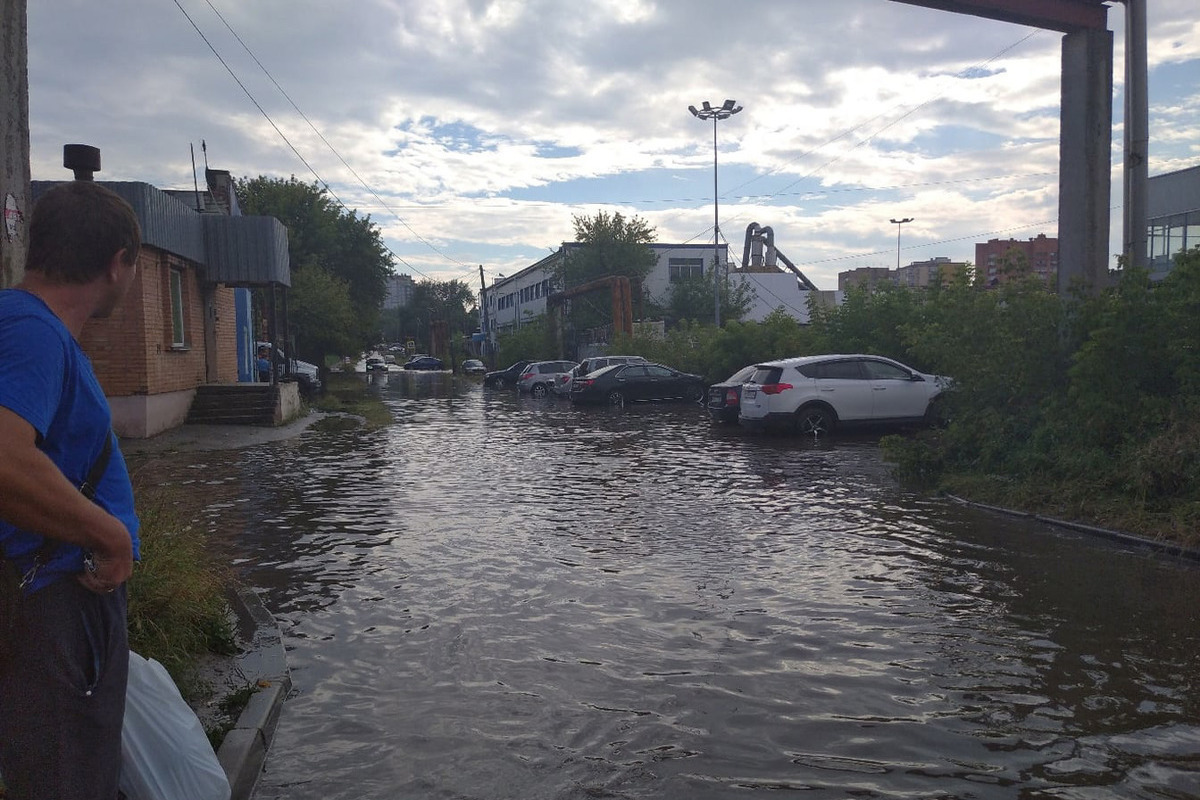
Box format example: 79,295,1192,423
945,494,1200,563
217,583,291,800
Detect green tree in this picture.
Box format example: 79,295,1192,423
556,211,658,288
236,176,392,360
405,279,478,345
496,316,558,365
288,266,356,361
666,271,754,327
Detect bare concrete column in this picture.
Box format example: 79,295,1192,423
1,0,31,288
1123,0,1149,268
1058,26,1113,295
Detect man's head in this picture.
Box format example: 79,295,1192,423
24,181,141,285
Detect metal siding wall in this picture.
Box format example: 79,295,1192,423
202,215,290,286
1148,167,1200,219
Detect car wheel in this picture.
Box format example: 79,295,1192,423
795,404,835,437
607,390,625,407
686,383,705,403
924,397,949,428
531,383,548,399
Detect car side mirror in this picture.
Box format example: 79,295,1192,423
911,373,925,381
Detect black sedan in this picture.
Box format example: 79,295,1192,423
707,365,758,423
483,360,531,389
569,362,706,406
403,355,445,370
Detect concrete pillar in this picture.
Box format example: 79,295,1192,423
1058,26,1113,295
1122,0,1149,269
1,0,31,288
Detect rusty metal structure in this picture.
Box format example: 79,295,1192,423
546,275,634,358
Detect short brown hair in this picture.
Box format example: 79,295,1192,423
25,181,142,284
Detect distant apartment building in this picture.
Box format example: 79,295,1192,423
1147,164,1200,280
895,257,968,288
839,267,892,292
383,273,415,309
975,234,1058,287
838,258,966,292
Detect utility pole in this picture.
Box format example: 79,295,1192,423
478,264,490,363
1,0,31,288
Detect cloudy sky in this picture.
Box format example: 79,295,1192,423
25,1,1200,291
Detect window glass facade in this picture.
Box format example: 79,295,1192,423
1148,210,1200,276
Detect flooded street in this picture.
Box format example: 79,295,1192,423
130,373,1200,799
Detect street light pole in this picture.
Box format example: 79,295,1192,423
890,217,914,271
689,99,742,327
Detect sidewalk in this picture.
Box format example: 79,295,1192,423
120,410,329,456
123,413,326,799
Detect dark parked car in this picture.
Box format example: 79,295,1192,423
707,365,758,423
569,362,706,407
483,360,532,389
404,355,445,371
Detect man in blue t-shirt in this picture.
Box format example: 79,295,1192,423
0,181,142,800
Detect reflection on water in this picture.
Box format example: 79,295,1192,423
129,374,1200,799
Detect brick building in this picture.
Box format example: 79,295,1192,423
839,267,892,292
31,175,290,438
838,259,967,292
975,234,1058,288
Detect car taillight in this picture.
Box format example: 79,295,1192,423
725,388,739,404
520,372,534,381
576,379,594,389
761,383,793,395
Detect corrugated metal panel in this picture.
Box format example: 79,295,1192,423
202,215,290,287
31,181,205,262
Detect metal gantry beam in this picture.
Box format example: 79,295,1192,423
890,0,1109,34
890,0,1120,294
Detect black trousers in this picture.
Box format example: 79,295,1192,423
0,577,128,800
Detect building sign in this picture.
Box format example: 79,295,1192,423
3,193,22,242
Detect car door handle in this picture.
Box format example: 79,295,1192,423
873,387,887,391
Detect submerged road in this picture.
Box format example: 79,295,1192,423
132,372,1200,799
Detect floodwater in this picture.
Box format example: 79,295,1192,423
131,371,1200,799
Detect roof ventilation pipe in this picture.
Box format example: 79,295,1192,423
744,222,762,269
63,144,101,181
760,225,777,269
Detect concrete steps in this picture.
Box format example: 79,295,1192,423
187,384,277,426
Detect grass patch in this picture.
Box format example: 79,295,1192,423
311,372,394,429
127,486,237,695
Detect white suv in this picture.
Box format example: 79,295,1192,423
738,354,949,436
517,360,578,398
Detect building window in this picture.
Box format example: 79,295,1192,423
169,268,185,347
668,257,705,282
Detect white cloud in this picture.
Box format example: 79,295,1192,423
24,0,1200,288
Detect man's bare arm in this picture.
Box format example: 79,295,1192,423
0,406,133,590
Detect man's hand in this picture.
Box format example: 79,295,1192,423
76,529,134,594
0,407,135,592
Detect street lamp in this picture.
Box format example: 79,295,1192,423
889,217,914,271
689,99,742,327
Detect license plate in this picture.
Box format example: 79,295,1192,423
744,388,757,400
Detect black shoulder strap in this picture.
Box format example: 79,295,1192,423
78,429,114,501
4,429,116,574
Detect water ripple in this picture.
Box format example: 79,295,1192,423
128,378,1200,799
